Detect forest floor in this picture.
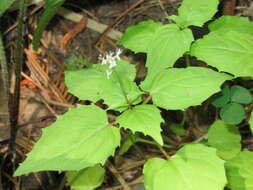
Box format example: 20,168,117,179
0,0,253,189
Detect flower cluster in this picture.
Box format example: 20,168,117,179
99,48,122,78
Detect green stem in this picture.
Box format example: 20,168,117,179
138,138,173,149
113,69,132,108
128,132,146,159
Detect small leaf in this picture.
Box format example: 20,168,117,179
191,31,253,77
33,0,66,50
230,85,253,104
211,85,231,108
117,20,162,53
225,151,253,190
117,105,164,145
0,0,16,17
220,103,245,125
170,123,186,136
207,120,241,160
67,165,105,190
144,144,227,190
14,105,120,176
168,0,219,28
209,16,253,35
147,67,231,110
249,111,253,134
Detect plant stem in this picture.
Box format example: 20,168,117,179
185,54,191,67
0,32,10,125
128,132,146,159
142,94,152,104
138,138,173,149
8,0,26,151
113,70,132,108
157,143,170,160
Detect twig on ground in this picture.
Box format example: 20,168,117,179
96,0,144,43
105,176,143,190
106,161,131,190
58,7,123,40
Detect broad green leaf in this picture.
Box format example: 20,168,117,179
67,165,105,190
117,20,162,53
100,60,141,111
33,0,66,50
112,60,136,81
249,111,253,134
220,103,245,125
209,16,253,35
65,68,106,102
230,85,252,104
211,85,231,108
0,0,16,17
147,67,231,110
65,60,141,111
117,105,164,145
225,151,253,190
14,105,120,176
101,77,142,111
141,24,194,91
191,31,253,77
208,120,241,160
144,143,227,190
168,0,219,28
170,123,186,136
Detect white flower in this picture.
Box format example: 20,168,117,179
115,48,122,60
106,70,112,79
98,48,122,79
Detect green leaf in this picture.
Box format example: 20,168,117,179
230,85,253,104
65,60,141,111
220,103,245,125
117,105,164,145
117,20,162,53
141,24,194,91
147,67,231,110
0,0,16,17
14,105,120,176
112,60,136,81
211,85,231,108
225,151,253,190
65,68,106,102
67,165,105,190
101,77,142,111
191,31,253,77
249,111,253,134
144,143,227,190
170,123,186,136
209,16,253,35
207,120,241,160
32,0,66,50
168,0,219,28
